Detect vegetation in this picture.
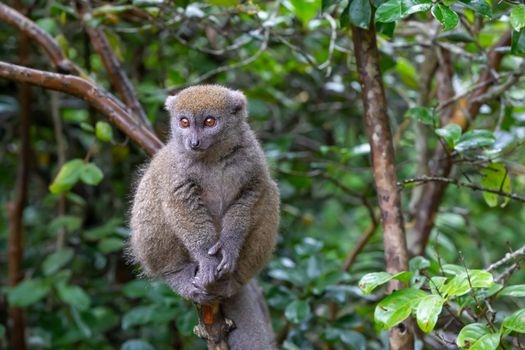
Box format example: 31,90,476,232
1,0,524,349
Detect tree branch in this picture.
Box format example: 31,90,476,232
75,0,150,126
486,245,525,272
399,176,525,203
0,3,82,75
352,22,413,350
0,61,162,155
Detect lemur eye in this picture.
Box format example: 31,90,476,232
204,117,216,127
179,117,190,128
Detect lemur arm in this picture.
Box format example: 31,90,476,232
208,176,262,278
162,179,220,288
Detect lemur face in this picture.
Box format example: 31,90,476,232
166,85,246,154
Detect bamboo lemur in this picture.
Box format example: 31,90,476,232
129,85,280,304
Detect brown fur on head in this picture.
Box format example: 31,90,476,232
165,85,246,116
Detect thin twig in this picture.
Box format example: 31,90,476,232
399,176,525,203
486,245,525,272
168,29,270,91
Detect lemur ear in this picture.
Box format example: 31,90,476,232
165,95,177,112
230,90,247,115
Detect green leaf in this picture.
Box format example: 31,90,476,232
285,300,311,323
95,121,113,142
409,256,431,272
502,309,525,333
470,333,500,350
358,271,412,294
49,159,84,193
442,264,465,275
440,270,493,297
458,0,492,18
374,288,427,329
405,107,437,126
511,5,525,32
457,323,491,347
98,237,125,253
480,162,511,208
80,163,104,186
290,0,321,25
375,0,432,23
512,29,525,55
499,284,525,297
42,248,74,275
416,295,444,333
57,284,91,311
435,123,462,149
121,340,155,350
455,129,495,152
7,279,51,307
429,276,447,295
376,21,396,37
359,272,392,294
349,0,371,29
431,4,459,31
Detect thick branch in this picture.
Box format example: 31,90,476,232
75,0,150,126
352,23,413,350
0,61,162,155
409,31,512,256
0,3,81,75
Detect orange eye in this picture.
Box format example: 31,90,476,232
179,117,190,128
204,117,216,127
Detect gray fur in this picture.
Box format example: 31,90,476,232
129,85,280,304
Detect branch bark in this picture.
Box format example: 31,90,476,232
0,3,81,75
352,23,413,349
408,31,512,257
75,0,150,126
0,61,162,155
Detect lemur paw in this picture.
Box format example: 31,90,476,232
193,257,220,288
208,241,237,279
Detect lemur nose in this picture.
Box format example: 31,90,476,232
190,140,200,150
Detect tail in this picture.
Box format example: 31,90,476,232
222,280,277,350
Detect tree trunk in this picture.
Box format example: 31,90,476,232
7,15,31,350
351,23,414,350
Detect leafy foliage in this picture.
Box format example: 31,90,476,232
1,0,524,349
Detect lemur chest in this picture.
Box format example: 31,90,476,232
199,172,242,219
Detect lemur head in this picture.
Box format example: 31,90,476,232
165,85,247,155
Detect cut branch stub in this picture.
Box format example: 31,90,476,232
194,303,236,350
